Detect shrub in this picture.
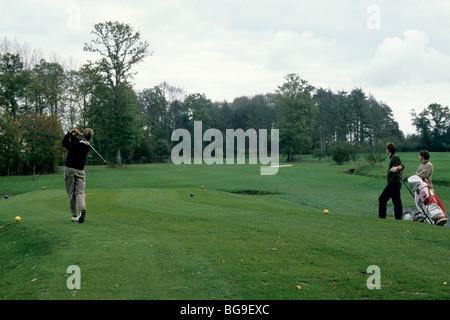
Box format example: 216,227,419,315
331,144,350,165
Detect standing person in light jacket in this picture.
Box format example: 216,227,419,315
378,142,404,220
415,150,433,185
62,128,94,223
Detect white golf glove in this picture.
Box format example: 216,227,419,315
390,167,398,172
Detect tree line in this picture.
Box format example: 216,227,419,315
1,22,449,176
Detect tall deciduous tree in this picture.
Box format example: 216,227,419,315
273,74,317,161
84,21,151,165
0,110,23,175
411,103,449,150
22,112,65,179
0,53,30,118
30,59,66,116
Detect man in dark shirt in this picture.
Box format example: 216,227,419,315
62,128,93,223
378,142,404,220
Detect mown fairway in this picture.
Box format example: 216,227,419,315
1,153,449,300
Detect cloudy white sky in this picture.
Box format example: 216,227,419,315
2,0,450,135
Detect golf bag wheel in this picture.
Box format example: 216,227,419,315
435,216,448,226
401,210,415,221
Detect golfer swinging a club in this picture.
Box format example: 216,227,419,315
62,128,94,223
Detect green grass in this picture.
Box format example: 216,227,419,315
0,154,449,300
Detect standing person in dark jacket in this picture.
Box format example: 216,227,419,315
62,128,94,223
378,142,404,220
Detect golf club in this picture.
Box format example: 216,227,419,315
395,171,414,197
72,129,107,164
82,137,107,164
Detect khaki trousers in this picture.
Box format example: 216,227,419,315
64,167,86,217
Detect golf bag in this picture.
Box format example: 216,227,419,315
402,175,448,226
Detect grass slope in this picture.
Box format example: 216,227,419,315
0,154,449,300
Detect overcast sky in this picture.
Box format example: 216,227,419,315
2,0,450,135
